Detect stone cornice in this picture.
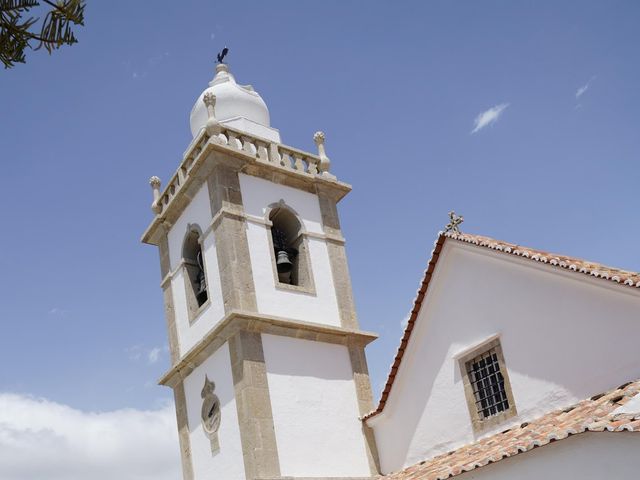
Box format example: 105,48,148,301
141,126,352,246
158,311,378,388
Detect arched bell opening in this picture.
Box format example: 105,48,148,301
268,205,304,286
182,226,208,318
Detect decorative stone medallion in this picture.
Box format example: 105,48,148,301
201,375,221,453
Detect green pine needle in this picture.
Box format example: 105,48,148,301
0,0,85,68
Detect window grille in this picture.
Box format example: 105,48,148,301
466,348,510,419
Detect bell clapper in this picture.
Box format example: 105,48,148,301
196,250,208,305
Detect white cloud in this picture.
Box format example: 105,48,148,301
47,307,67,318
147,347,162,364
126,345,166,365
0,394,180,480
471,103,509,134
401,313,411,328
575,84,589,98
576,76,595,99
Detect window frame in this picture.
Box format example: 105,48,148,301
265,201,316,295
458,337,517,432
181,224,210,324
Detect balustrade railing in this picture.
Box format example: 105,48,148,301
150,126,331,216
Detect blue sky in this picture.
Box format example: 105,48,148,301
0,1,639,476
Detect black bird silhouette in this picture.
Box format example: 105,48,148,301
217,47,229,64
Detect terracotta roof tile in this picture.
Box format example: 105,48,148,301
446,232,640,287
382,380,640,479
363,232,640,421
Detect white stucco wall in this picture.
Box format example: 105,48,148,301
370,240,640,474
167,182,212,270
183,342,245,480
167,182,225,356
463,432,640,480
239,173,341,327
239,173,324,234
262,334,371,477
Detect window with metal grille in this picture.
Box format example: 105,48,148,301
466,348,510,419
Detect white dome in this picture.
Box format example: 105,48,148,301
189,63,271,138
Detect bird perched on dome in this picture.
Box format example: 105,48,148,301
216,47,229,64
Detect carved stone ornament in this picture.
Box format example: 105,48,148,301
313,131,332,176
149,176,161,188
203,92,217,107
201,375,221,453
444,211,464,234
149,176,162,214
202,92,221,137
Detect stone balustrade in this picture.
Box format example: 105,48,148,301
150,125,333,216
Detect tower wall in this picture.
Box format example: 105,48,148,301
184,342,245,479
165,181,226,355
263,333,372,477
239,173,342,326
144,62,381,477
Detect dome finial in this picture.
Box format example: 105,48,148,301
190,51,277,141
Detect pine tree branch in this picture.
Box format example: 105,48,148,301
0,0,84,68
1,17,58,45
0,1,39,14
41,0,83,25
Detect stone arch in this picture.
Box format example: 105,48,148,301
182,224,209,319
265,200,314,290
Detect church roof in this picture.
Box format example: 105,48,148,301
364,231,640,421
382,379,640,479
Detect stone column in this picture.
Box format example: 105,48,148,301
349,344,381,475
174,381,195,480
207,162,257,314
158,231,180,363
317,186,359,330
229,330,281,479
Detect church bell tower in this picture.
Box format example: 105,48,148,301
142,58,379,480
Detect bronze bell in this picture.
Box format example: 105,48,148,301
276,250,293,273
276,247,298,283
196,250,208,304
276,250,293,283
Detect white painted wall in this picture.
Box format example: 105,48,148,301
370,240,640,474
239,174,324,234
167,182,225,356
183,342,245,480
239,173,342,327
464,433,640,480
167,183,212,270
262,334,371,477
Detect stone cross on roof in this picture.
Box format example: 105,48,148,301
444,211,464,234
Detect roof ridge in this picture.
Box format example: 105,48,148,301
445,231,640,286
